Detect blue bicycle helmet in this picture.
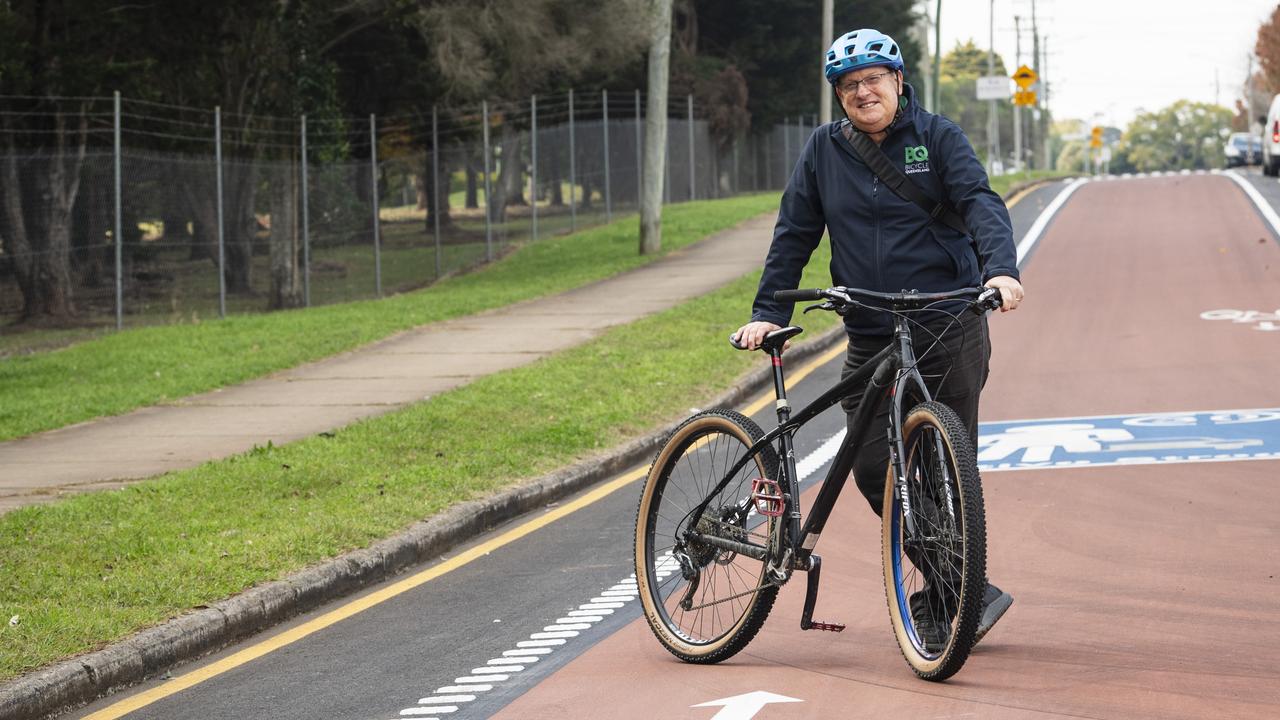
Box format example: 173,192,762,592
824,29,904,84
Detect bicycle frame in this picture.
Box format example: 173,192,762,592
685,312,933,572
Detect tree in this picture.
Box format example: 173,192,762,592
1113,101,1233,172
411,0,648,223
641,0,673,255
0,0,151,324
937,40,1014,165
1256,6,1280,93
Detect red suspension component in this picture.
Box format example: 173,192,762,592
752,478,785,517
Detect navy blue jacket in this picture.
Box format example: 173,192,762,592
751,84,1019,336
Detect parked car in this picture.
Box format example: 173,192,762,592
1224,132,1262,168
1263,95,1280,176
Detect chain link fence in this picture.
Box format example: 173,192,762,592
0,91,820,338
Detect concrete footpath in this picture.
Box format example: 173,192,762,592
0,213,777,513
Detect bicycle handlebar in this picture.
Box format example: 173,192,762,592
773,286,1003,313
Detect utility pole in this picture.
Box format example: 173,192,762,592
933,0,943,114
1248,53,1257,132
1013,14,1022,173
917,2,934,112
987,0,998,174
1043,36,1052,170
820,0,833,124
1032,0,1043,170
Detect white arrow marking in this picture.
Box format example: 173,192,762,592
691,690,803,720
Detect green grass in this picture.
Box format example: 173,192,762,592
0,193,780,442
0,242,837,682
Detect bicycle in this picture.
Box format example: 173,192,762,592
633,285,1004,681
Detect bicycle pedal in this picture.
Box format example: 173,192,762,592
802,620,845,632
751,478,785,517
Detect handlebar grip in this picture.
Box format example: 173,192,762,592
773,288,824,303
728,333,748,351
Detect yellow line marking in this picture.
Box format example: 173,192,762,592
85,339,847,719
1004,182,1044,209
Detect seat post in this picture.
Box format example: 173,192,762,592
770,347,791,424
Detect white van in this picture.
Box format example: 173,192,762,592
1263,94,1280,176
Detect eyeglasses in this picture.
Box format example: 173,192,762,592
836,71,894,94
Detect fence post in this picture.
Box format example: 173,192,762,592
215,105,226,319
687,94,695,202
634,88,642,207
603,89,611,222
783,116,791,183
568,89,577,231
301,113,311,307
113,91,123,331
531,93,538,243
482,99,493,262
432,104,441,279
370,113,381,297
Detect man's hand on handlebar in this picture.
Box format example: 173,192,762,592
732,320,784,351
983,275,1025,312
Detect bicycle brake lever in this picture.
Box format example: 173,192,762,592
802,302,835,314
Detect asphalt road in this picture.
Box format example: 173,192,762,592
71,173,1280,720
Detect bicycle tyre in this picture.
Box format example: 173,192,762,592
635,409,781,663
882,401,987,681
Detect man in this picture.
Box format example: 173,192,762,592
733,28,1021,644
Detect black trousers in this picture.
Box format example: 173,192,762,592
839,310,991,516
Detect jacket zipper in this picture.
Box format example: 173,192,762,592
872,172,883,289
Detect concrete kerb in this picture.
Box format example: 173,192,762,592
0,323,847,720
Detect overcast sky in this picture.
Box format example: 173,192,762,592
928,0,1278,127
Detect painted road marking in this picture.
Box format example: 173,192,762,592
1016,177,1089,265
1201,308,1280,332
978,408,1280,471
1224,169,1280,240
692,691,804,720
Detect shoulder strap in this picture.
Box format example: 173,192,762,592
841,122,969,237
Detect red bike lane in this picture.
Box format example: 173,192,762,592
492,174,1280,719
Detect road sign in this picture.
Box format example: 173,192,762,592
1014,90,1037,107
1012,64,1038,89
976,75,1010,100
1090,125,1103,148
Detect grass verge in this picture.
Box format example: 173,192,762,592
0,243,837,683
0,194,780,442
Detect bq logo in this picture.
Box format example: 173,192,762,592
905,145,929,163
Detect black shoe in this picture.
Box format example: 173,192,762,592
974,583,1013,645
909,590,949,652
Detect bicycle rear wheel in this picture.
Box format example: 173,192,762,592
882,401,987,681
635,409,780,663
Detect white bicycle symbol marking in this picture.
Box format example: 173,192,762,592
1200,309,1280,331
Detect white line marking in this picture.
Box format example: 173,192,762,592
468,666,519,674
504,647,551,655
490,656,539,664
435,685,491,693
567,609,611,617
545,622,592,630
1015,178,1089,265
579,602,625,610
529,630,579,639
557,615,603,622
516,638,566,647
418,695,475,704
401,708,453,717
1222,170,1280,239
452,675,504,683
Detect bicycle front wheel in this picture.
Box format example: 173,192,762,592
634,409,780,663
882,401,987,681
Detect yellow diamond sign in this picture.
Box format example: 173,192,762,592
1012,65,1038,89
